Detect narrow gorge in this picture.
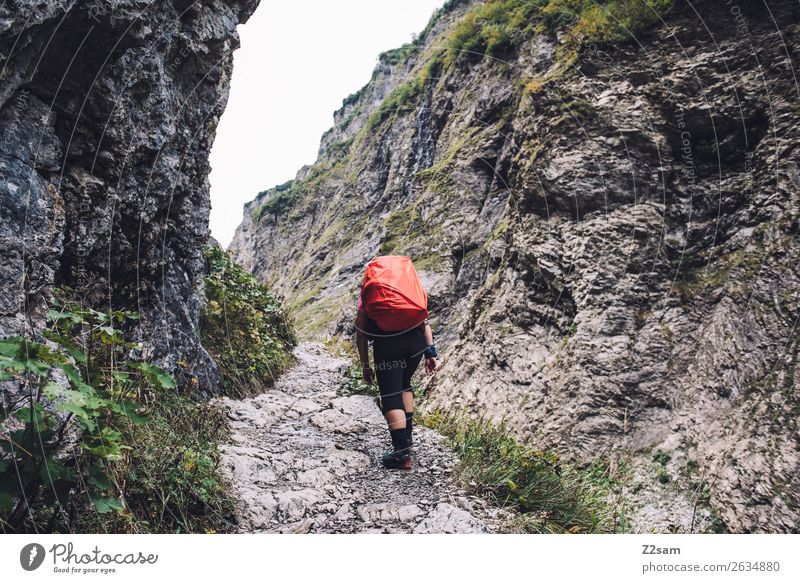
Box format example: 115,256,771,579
230,0,800,533
1,0,797,535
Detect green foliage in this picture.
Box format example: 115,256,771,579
652,450,671,465
362,46,448,134
352,0,674,143
379,204,422,256
321,137,354,161
365,78,425,132
80,395,234,533
445,0,544,67
341,359,378,398
342,86,367,109
0,296,179,533
417,0,472,43
380,43,418,66
565,0,675,43
443,0,674,68
652,450,672,485
251,181,304,223
656,468,671,484
200,246,296,398
672,248,766,301
421,410,616,533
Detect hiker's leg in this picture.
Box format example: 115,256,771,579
402,390,414,413
384,408,406,430
378,385,409,453
374,356,407,430
401,327,425,443
402,391,414,445
373,336,409,455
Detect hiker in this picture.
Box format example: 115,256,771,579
354,256,438,470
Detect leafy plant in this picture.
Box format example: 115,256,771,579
341,360,379,398
0,298,174,533
251,183,304,223
78,393,235,534
652,450,671,465
200,246,296,398
567,0,675,43
445,0,543,67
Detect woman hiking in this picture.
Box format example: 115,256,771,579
354,256,438,470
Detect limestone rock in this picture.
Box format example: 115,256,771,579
217,343,497,533
414,503,488,534
0,0,259,394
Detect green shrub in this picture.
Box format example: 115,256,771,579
357,0,675,139
652,450,671,465
421,410,616,533
251,183,303,223
0,293,189,532
380,43,418,65
418,0,472,43
79,393,235,533
200,246,296,398
342,86,367,108
547,0,675,43
342,360,379,398
322,137,354,161
444,0,542,66
657,468,672,484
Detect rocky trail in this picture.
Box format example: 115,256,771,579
216,343,506,533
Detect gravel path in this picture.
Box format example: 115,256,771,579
216,343,505,533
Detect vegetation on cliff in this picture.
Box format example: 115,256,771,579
359,0,675,135
0,292,232,533
201,246,296,398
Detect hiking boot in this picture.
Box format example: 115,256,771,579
382,450,412,470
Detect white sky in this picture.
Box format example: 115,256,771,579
209,0,446,247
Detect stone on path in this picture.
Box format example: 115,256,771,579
216,343,498,533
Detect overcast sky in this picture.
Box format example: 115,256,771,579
208,0,446,247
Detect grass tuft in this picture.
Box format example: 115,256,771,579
421,410,617,533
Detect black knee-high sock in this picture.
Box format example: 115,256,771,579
389,428,410,453
405,412,414,444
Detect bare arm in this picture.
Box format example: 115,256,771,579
422,319,437,373
422,320,434,346
355,310,374,384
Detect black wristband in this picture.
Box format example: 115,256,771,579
423,345,438,358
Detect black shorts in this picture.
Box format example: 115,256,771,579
372,326,426,414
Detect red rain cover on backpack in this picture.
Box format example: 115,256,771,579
361,256,428,333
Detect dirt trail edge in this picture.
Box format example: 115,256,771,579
216,343,506,533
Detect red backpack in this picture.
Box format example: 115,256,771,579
361,256,428,333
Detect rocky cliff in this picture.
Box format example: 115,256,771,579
1,0,258,392
231,0,799,532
